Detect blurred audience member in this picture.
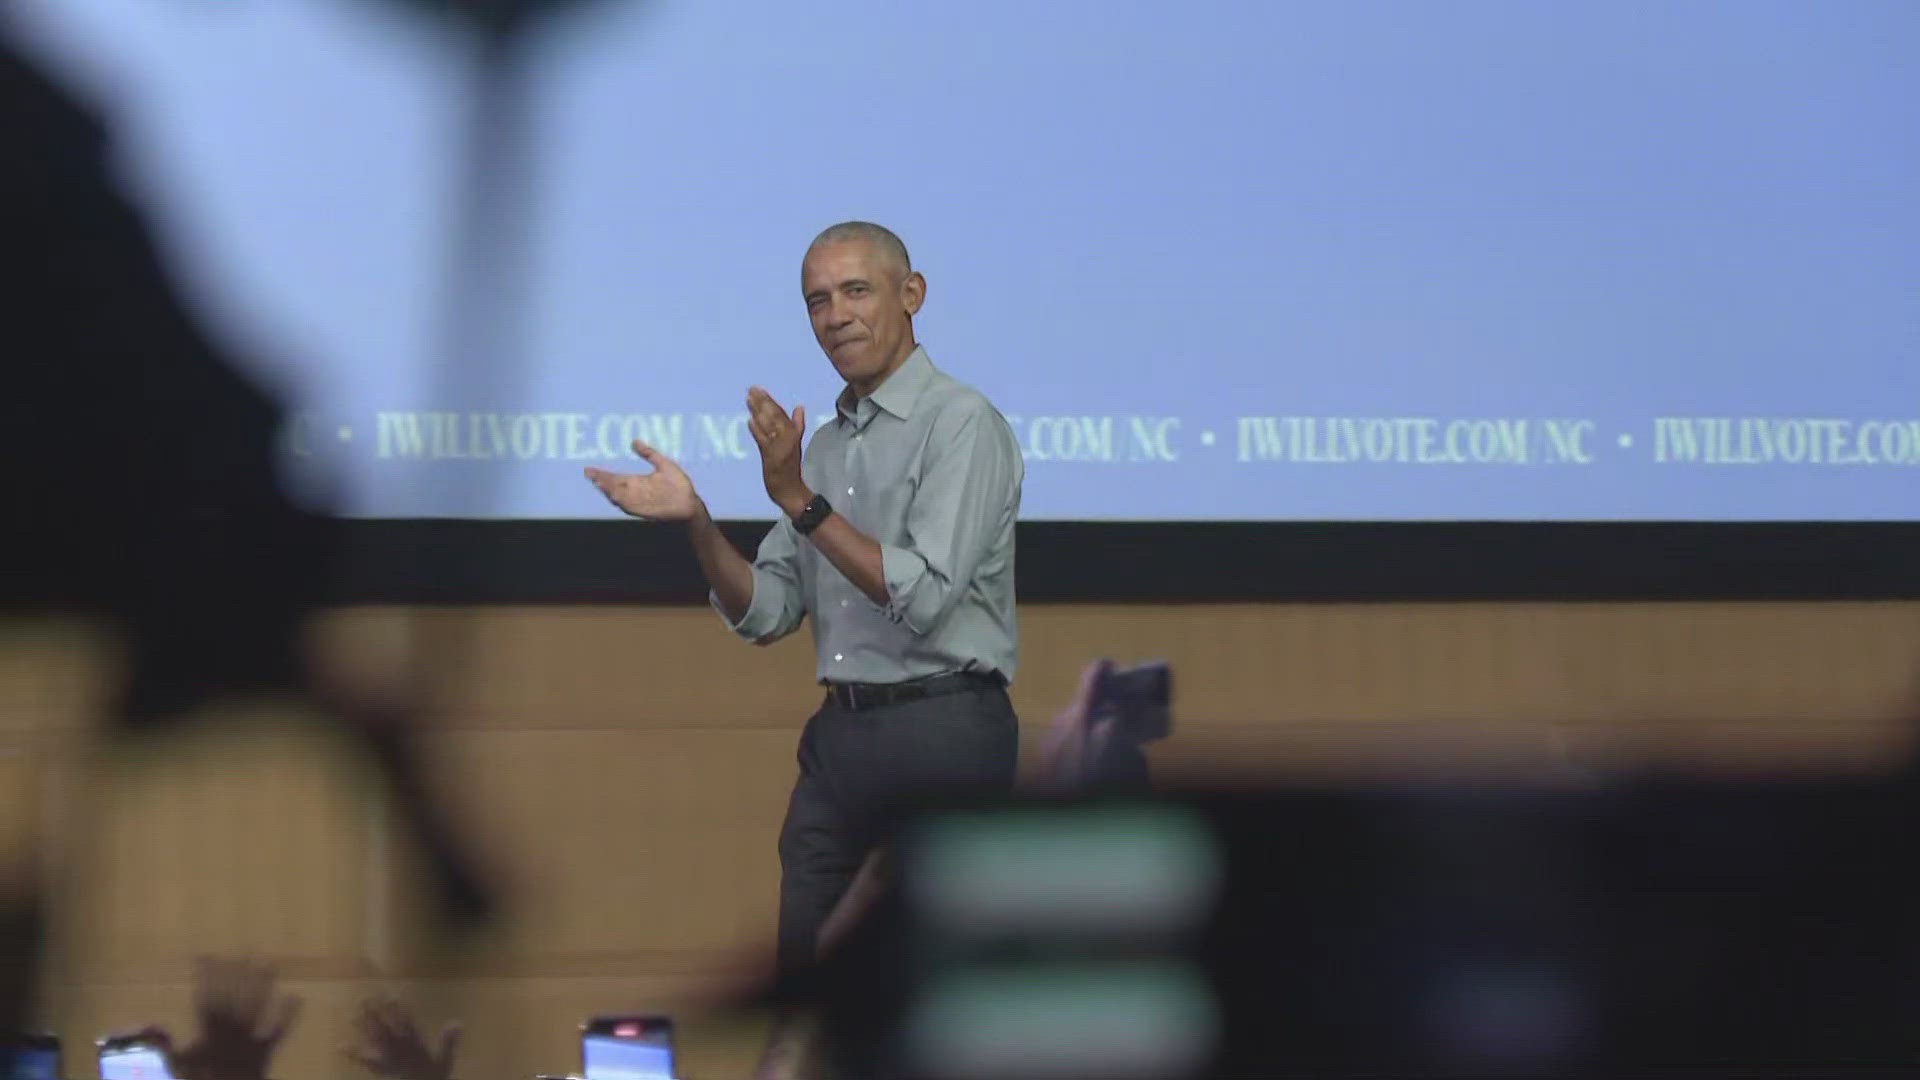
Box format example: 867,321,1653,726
1,25,492,1030
345,998,461,1080
135,958,301,1080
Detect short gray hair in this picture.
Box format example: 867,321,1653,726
808,221,912,280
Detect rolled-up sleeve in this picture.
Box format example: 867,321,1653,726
880,402,1019,635
712,516,807,644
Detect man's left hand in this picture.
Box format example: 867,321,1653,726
747,386,810,515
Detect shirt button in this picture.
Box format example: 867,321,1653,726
833,653,844,662
846,487,855,496
840,599,850,608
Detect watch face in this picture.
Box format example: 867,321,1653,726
795,494,831,534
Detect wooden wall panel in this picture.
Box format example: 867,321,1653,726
309,602,1920,735
2,600,1916,1078
43,718,372,980
1009,603,1920,729
0,621,119,733
401,608,820,729
399,728,794,971
0,744,43,886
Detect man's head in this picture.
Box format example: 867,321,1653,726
802,222,925,394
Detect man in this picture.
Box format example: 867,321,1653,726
587,221,1024,972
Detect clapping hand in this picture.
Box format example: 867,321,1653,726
585,440,700,521
746,386,809,515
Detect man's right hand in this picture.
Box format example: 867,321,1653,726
586,440,699,521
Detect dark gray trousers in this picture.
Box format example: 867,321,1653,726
776,684,1019,974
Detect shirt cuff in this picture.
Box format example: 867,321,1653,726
880,543,931,629
710,568,783,641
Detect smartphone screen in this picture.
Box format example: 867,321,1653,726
99,1045,173,1080
5,1038,60,1080
581,1016,673,1080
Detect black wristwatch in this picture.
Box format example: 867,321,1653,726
791,493,833,536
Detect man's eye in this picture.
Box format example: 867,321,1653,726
847,285,867,296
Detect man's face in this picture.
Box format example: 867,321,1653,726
802,239,924,388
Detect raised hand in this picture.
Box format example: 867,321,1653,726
154,956,302,1080
746,386,808,514
344,998,461,1080
1036,660,1116,792
585,440,699,521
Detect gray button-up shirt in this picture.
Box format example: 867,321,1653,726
712,346,1022,684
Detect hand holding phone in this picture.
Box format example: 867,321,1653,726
4,1034,61,1080
1092,659,1172,746
1040,659,1173,793
97,1032,173,1080
97,958,301,1080
580,1015,674,1080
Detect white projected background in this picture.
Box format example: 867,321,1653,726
10,0,1918,520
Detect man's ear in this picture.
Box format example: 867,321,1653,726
901,271,926,317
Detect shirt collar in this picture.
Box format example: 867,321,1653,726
837,345,933,424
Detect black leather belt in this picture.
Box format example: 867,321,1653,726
824,670,1005,711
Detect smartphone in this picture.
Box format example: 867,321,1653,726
580,1015,674,1080
97,1033,173,1080
4,1033,61,1080
1074,660,1172,792
1094,660,1172,744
